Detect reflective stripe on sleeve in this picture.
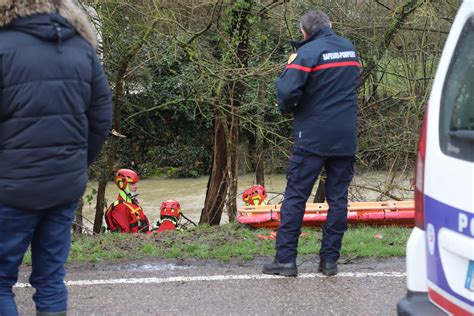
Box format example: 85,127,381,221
286,61,360,72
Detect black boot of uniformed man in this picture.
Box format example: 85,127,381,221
262,258,298,277
318,261,338,276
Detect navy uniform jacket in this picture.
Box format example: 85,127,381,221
0,14,112,210
276,27,360,156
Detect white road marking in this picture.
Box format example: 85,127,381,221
14,271,405,288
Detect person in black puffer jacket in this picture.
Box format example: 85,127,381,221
0,1,112,315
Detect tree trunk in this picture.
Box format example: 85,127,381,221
313,177,326,203
200,0,253,224
224,0,252,222
93,70,124,233
73,198,84,234
226,102,239,222
200,114,228,225
255,80,265,186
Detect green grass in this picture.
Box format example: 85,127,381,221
342,226,410,257
21,224,411,265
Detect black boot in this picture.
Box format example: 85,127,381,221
262,258,298,277
318,261,338,276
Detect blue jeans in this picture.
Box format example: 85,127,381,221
0,202,77,316
275,148,354,263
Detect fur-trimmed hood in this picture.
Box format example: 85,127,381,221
0,0,97,47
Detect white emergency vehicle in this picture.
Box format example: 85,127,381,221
397,0,474,314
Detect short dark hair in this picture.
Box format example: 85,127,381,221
300,10,331,35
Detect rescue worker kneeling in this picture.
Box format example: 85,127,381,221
149,200,181,233
105,169,150,233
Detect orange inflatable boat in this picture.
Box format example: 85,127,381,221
237,200,415,229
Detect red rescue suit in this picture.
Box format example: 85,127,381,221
105,196,150,233
147,200,181,234
148,217,179,234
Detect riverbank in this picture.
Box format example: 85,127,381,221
23,224,411,265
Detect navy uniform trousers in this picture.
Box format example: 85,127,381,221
275,147,355,264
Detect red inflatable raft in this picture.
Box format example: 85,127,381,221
237,200,415,229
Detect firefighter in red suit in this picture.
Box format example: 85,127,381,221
149,200,181,233
105,169,150,233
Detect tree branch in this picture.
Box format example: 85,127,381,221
360,0,426,86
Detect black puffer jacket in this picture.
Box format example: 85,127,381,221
0,8,112,210
276,27,360,156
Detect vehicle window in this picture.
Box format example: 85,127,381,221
440,16,474,162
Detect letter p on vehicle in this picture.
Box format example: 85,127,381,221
458,213,468,233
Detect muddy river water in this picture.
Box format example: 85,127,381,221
82,172,413,227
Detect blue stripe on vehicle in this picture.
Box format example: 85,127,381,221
424,195,473,306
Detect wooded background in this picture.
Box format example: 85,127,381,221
79,0,460,232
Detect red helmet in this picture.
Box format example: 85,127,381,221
242,185,267,205
160,200,181,219
115,169,139,190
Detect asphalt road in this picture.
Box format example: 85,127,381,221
14,257,406,315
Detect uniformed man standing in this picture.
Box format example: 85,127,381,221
263,10,360,277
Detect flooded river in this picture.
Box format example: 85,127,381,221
81,172,413,227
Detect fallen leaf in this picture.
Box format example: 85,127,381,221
258,231,306,240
